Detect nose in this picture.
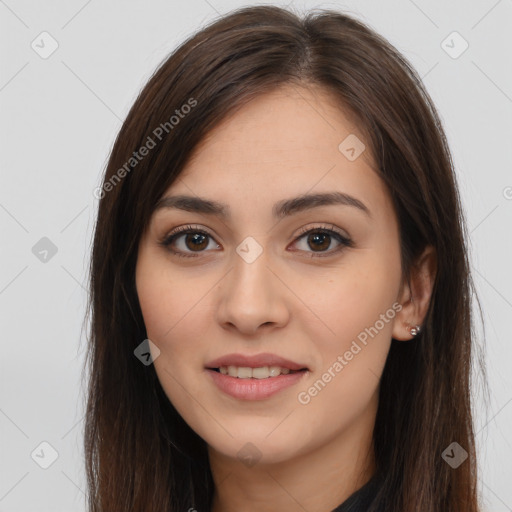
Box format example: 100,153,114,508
215,245,290,335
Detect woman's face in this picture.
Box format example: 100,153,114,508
136,84,405,465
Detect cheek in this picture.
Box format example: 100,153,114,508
293,256,400,431
135,270,172,340
135,258,208,409
136,253,188,344
135,254,213,372
301,251,401,367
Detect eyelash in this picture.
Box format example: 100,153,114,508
159,224,354,259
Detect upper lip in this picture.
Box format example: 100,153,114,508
205,352,308,371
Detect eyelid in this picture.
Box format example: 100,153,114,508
159,223,353,258
294,223,350,240
161,224,216,244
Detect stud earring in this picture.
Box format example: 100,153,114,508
410,325,422,336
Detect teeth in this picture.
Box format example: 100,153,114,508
220,365,293,379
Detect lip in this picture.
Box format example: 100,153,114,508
205,368,309,400
205,352,308,371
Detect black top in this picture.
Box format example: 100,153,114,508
330,473,384,512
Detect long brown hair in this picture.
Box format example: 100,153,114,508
83,5,487,511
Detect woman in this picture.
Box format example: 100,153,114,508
84,5,485,511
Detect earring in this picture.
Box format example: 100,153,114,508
410,325,422,336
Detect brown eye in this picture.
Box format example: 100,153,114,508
183,232,209,251
290,226,354,257
160,224,353,259
306,232,331,251
160,225,220,258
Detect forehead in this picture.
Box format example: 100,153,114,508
159,84,391,223
185,84,371,170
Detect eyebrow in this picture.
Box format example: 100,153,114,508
154,191,371,220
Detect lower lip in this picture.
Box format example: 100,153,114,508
205,369,308,400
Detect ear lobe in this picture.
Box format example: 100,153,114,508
391,245,437,341
391,289,415,341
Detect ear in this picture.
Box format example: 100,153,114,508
392,245,437,341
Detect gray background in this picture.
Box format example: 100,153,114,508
1,0,511,510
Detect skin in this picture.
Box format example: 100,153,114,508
135,84,436,512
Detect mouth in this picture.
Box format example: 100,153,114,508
205,352,309,376
205,366,309,400
207,366,308,379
